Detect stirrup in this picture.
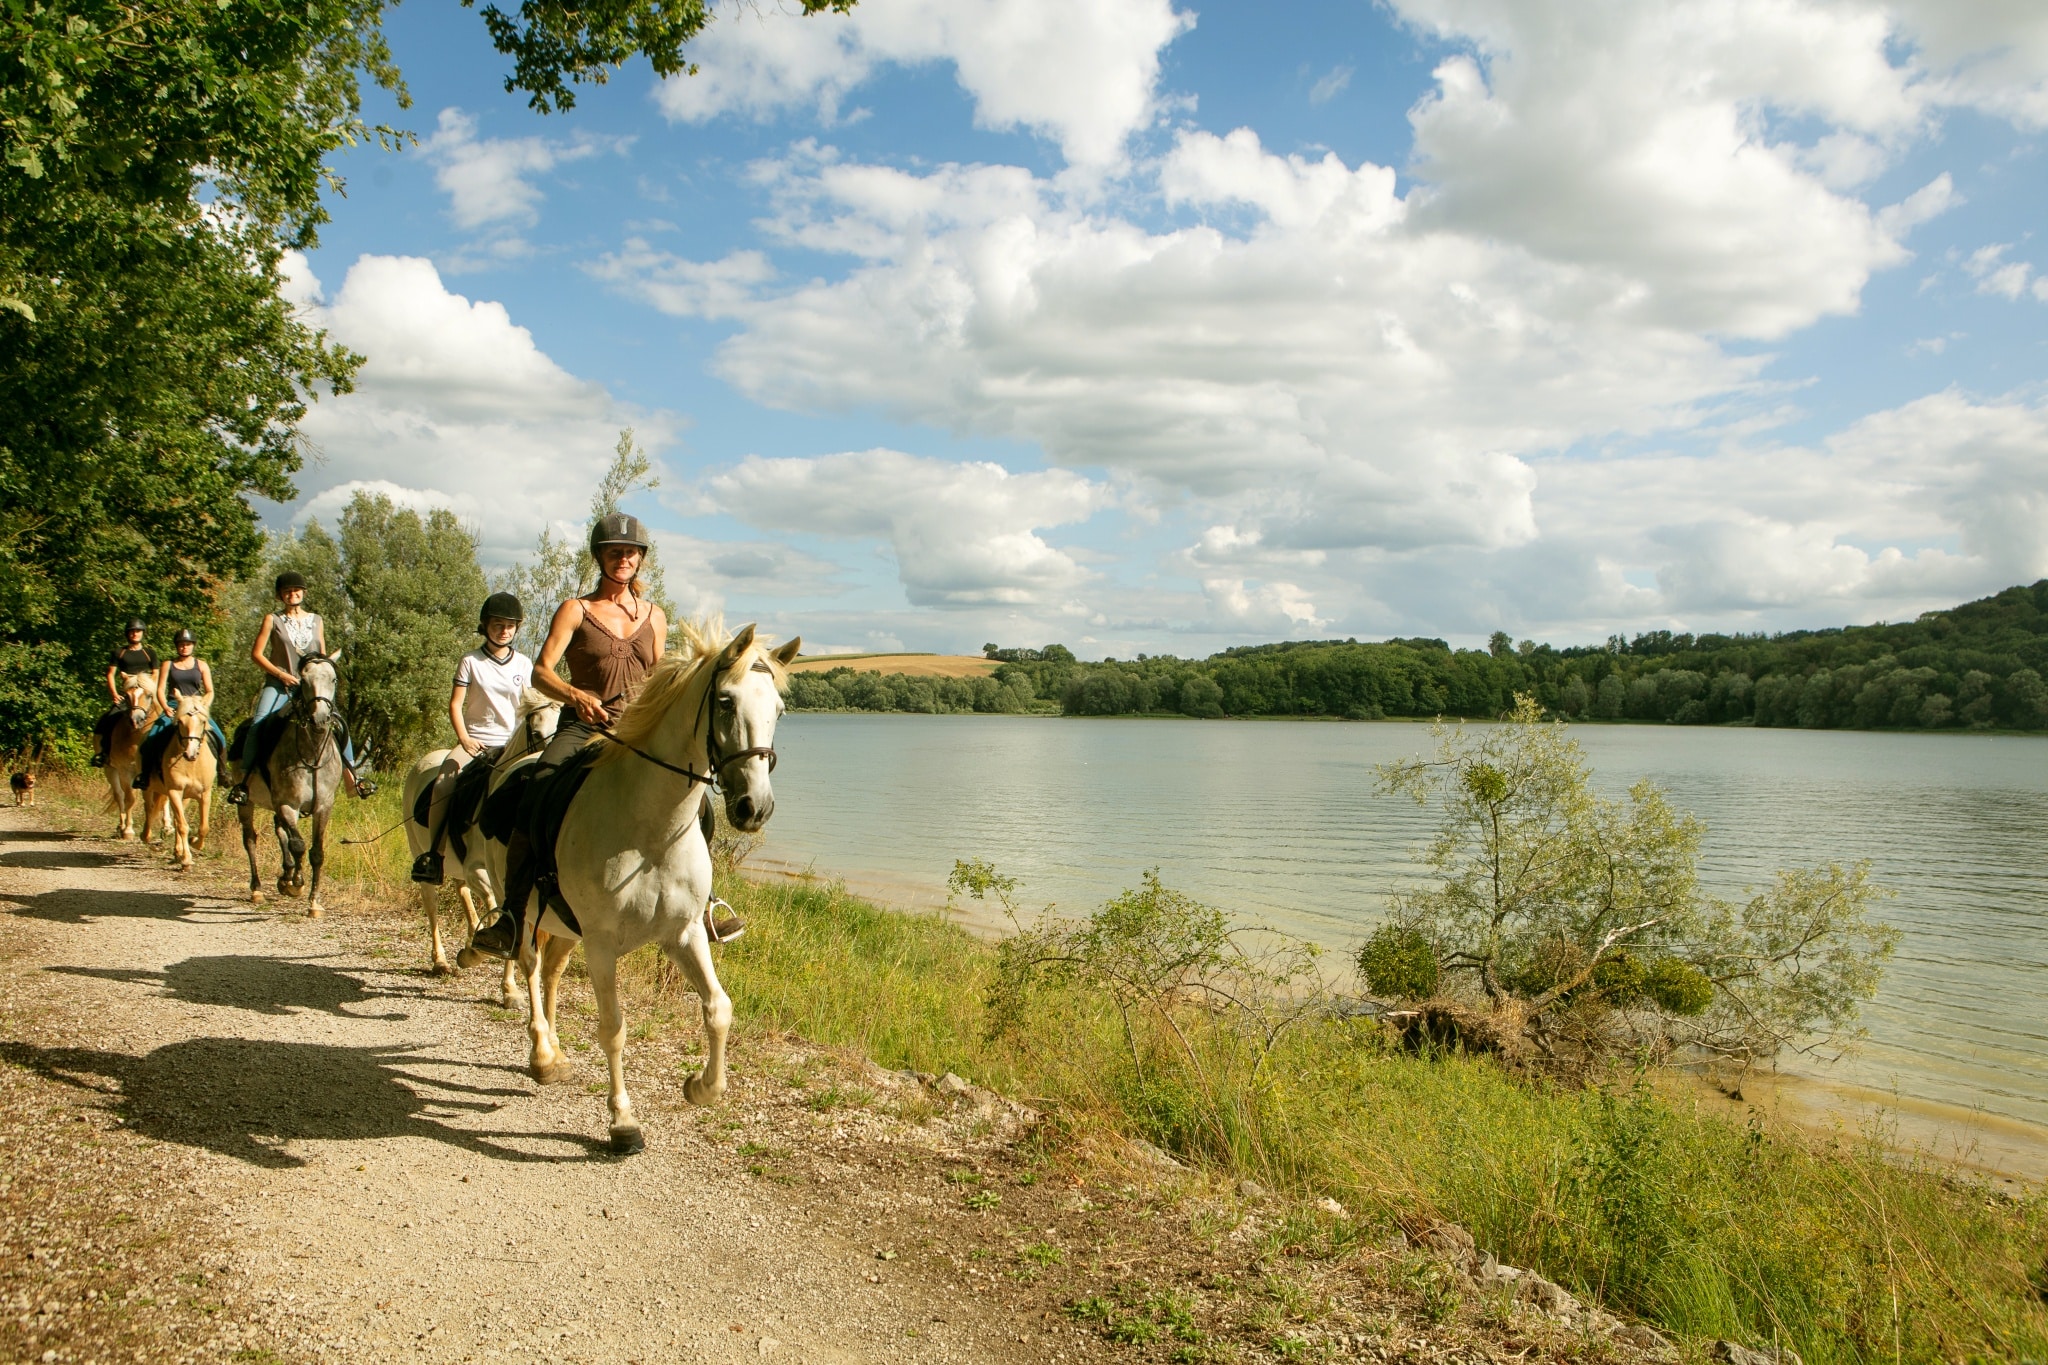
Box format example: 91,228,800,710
225,784,249,806
469,913,518,959
706,897,745,944
410,851,445,885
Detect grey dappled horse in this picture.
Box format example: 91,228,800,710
237,653,348,915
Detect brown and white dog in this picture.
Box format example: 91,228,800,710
9,771,33,807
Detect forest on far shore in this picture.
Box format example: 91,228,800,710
785,579,2048,731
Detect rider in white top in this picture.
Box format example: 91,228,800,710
411,593,533,885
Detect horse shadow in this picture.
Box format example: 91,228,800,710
0,847,124,871
48,955,414,1020
0,1038,605,1169
0,886,227,924
0,829,76,843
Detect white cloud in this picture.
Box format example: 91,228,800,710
1964,243,2036,299
418,108,628,239
654,0,1193,166
1308,65,1353,106
1880,0,2048,128
705,449,1111,608
283,254,665,561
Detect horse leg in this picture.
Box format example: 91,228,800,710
669,931,732,1106
421,883,452,975
109,765,132,840
523,925,569,1083
239,805,265,904
271,811,298,898
305,805,328,917
140,785,161,848
587,948,642,1153
170,790,193,870
540,932,573,1066
193,784,209,852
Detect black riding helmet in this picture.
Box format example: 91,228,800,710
172,628,196,646
477,591,525,633
124,617,146,635
588,512,651,559
275,570,307,596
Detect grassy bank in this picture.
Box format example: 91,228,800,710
28,769,2048,1362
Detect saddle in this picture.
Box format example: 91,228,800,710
410,750,500,861
499,746,606,938
228,710,290,780
138,720,224,787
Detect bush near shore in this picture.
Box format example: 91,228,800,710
25,768,2043,1365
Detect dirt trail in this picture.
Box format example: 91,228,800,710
0,802,1093,1364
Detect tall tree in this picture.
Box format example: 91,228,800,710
0,1,850,754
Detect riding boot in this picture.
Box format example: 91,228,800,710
410,850,445,884
469,831,532,958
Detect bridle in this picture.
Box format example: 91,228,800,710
600,655,779,791
277,655,340,787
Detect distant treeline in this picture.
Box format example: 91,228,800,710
788,580,2048,731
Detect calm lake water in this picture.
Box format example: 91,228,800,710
754,714,2048,1143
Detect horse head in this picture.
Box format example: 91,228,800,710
710,626,800,832
120,671,157,729
174,695,211,762
295,652,342,730
513,687,563,759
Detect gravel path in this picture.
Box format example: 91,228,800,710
0,801,1077,1364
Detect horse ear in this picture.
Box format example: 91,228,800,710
772,637,802,667
719,624,758,667
323,648,342,666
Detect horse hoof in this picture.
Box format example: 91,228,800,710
306,905,323,919
454,947,486,970
609,1124,645,1155
531,1060,574,1085
430,960,454,977
250,890,265,905
682,1073,725,1107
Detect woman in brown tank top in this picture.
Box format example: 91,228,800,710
528,512,668,773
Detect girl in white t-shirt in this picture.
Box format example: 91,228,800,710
411,593,534,885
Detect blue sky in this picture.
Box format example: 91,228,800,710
282,0,2048,657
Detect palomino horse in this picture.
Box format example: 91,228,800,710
399,690,560,999
516,621,797,1153
237,653,347,915
103,671,160,839
143,696,217,870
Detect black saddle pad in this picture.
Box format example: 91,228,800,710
479,765,533,843
138,725,174,782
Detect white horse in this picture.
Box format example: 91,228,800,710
237,653,347,915
399,690,560,998
142,695,217,870
103,671,160,839
516,621,797,1154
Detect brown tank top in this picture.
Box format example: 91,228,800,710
561,600,658,718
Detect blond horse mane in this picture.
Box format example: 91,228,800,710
594,617,788,768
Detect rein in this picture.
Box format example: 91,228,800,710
599,651,777,790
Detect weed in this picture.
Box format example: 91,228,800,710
966,1189,1002,1211
1020,1242,1064,1267
1402,1258,1462,1325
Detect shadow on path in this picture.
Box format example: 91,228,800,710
1,847,125,871
0,887,259,924
0,1038,602,1169
49,955,417,1020
0,828,76,842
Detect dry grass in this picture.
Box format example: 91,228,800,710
789,653,1000,678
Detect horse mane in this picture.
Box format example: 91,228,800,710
595,617,787,768
175,694,209,720
514,686,560,720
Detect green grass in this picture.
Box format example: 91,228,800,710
672,871,2047,1365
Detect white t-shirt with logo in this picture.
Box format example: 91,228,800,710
453,647,534,749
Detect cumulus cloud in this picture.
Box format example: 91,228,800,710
655,0,1193,166
420,108,628,230
705,449,1111,608
1963,243,2040,300
283,254,663,561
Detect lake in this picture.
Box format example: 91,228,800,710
753,713,2048,1162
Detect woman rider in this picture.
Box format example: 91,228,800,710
227,571,375,804
471,512,740,956
410,592,533,884
138,630,228,776
91,618,157,767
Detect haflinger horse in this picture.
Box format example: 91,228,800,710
399,689,561,999
143,695,217,869
103,671,161,839
516,620,797,1154
237,652,347,915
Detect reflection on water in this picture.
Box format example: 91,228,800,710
758,714,2048,1136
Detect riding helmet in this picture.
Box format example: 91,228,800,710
172,628,196,646
274,570,307,596
477,591,525,632
124,617,146,634
588,512,651,558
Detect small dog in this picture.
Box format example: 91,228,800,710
9,771,33,807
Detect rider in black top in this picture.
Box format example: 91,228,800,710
92,618,157,768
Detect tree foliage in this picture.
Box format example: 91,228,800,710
1368,697,1897,1072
